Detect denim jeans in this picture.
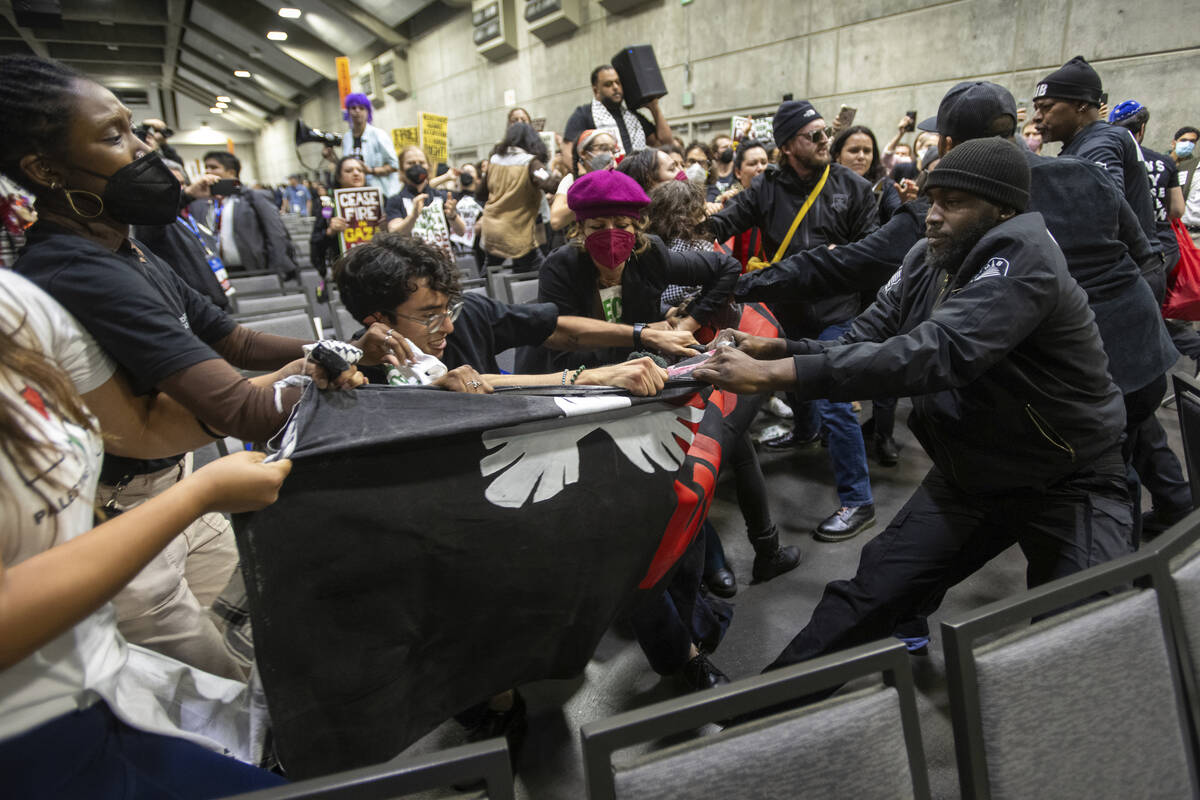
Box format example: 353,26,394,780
815,321,873,507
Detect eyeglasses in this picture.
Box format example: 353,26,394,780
393,299,464,333
798,128,829,144
686,157,710,167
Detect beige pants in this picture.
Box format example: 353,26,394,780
99,453,247,681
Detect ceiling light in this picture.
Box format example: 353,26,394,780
278,8,301,18
210,107,224,114
234,70,251,78
215,102,229,108
266,31,288,41
216,95,231,103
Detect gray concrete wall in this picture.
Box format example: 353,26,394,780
252,0,1200,182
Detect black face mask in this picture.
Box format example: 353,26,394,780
460,173,474,188
405,164,429,185
66,151,181,225
718,148,734,164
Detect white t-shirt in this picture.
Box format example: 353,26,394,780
0,271,258,760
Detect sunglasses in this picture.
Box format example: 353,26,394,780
797,128,829,144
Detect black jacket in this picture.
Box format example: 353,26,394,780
708,162,878,334
1025,150,1176,393
188,188,298,279
787,212,1125,495
734,198,929,304
1061,121,1161,258
535,234,740,368
134,217,230,311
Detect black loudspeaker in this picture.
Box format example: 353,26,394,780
13,0,61,27
611,45,666,110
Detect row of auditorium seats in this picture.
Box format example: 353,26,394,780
217,372,1200,799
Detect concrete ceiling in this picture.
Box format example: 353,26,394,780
0,0,457,134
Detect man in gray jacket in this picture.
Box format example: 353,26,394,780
189,151,299,281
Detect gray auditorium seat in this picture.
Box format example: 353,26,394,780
332,305,362,341
505,275,541,305
229,274,285,297
237,310,318,341
233,293,310,318
581,640,929,800
942,549,1198,799
224,737,513,799
1173,373,1200,502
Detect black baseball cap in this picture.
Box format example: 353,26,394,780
918,81,1018,142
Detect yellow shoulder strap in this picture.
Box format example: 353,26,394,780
771,164,830,263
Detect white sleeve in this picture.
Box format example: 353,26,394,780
0,270,116,393
1185,169,1200,227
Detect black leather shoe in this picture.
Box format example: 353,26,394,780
704,567,737,598
762,430,821,449
678,652,731,692
1143,505,1193,540
749,526,802,583
874,434,899,466
814,505,875,543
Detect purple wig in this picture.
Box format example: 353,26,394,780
343,93,373,123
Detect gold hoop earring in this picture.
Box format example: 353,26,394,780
62,188,104,219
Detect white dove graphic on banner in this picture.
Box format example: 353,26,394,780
480,396,704,508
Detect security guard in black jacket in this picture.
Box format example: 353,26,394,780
695,138,1132,670
1031,56,1163,267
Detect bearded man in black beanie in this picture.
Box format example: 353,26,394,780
1032,55,1162,267
695,137,1133,671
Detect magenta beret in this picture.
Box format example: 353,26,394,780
567,170,651,221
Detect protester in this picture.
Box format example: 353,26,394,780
645,179,801,597
563,64,673,160
616,146,680,193
323,92,400,199
310,156,377,278
0,55,389,680
830,124,902,223
695,137,1132,675
710,134,736,198
1021,120,1043,153
707,100,880,543
0,270,290,797
477,122,560,269
385,145,465,257
281,174,311,215
551,128,618,231
1109,100,1184,273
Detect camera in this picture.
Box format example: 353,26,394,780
295,120,341,148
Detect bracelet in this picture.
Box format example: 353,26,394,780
633,322,646,350
561,368,569,385
570,365,586,385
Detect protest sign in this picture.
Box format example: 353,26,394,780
332,186,384,255
419,111,449,167
391,126,419,154
732,115,775,143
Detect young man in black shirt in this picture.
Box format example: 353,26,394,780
335,234,699,391
695,138,1132,672
1109,100,1184,273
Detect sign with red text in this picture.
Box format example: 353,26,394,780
333,186,384,255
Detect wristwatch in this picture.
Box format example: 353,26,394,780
633,322,646,350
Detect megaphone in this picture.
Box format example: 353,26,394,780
295,120,341,148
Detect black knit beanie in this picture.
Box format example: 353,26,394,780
773,100,822,147
1035,55,1104,106
924,137,1030,212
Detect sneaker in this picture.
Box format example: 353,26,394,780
766,395,794,419
752,422,791,445
814,505,876,542
897,635,930,656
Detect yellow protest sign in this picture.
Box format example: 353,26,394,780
392,126,419,154
419,112,449,167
